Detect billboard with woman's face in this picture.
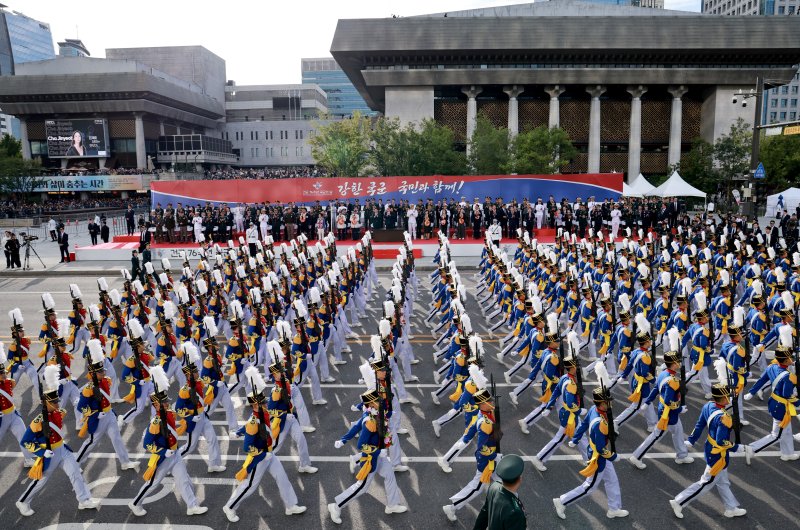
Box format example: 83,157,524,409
45,119,110,158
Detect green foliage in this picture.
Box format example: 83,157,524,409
760,134,800,194
468,116,509,175
309,112,371,177
0,134,45,194
0,134,22,158
713,117,751,185
414,119,467,176
674,138,715,193
507,126,577,174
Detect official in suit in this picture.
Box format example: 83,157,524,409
57,227,70,263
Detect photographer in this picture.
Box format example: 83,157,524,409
6,232,21,269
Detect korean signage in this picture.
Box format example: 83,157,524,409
32,175,145,192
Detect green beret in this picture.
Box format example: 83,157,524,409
495,454,524,482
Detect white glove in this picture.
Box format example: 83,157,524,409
681,406,689,414
454,439,467,450
165,449,175,458
743,393,753,401
44,449,54,458
217,380,225,388
192,415,202,423
542,408,551,417
334,440,344,449
567,441,576,448
683,440,693,449
59,378,69,386
229,430,241,439
139,379,147,386
350,404,360,412
98,412,106,419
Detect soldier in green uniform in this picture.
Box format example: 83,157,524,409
474,453,527,530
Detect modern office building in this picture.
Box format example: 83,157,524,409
301,57,377,118
331,10,799,178
420,0,669,17
0,5,56,139
701,0,800,126
58,38,90,57
224,83,330,166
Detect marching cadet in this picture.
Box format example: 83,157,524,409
75,339,138,471
508,307,547,405
175,342,226,473
38,292,59,363
17,365,99,516
50,319,82,430
531,331,584,472
84,304,121,403
117,319,155,428
264,340,318,474
226,300,252,397
629,328,693,469
553,364,628,520
329,363,407,525
156,301,186,387
442,373,499,522
8,308,38,392
223,366,306,522
129,365,208,517
67,284,90,355
613,315,657,432
669,361,746,519
0,343,35,467
437,359,484,473
720,308,750,425
519,314,561,434
503,293,542,382
199,315,239,432
291,302,327,406
744,325,798,462
683,291,713,398
650,272,671,346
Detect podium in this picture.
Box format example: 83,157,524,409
371,229,405,243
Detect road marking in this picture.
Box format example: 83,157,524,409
86,476,174,506
40,524,213,530
0,450,785,463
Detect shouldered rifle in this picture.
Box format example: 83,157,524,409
603,380,617,454
38,375,51,453
728,368,741,445
490,374,503,452
158,399,170,449
679,356,687,409
574,350,585,408
251,380,270,445
795,309,800,398
187,365,201,412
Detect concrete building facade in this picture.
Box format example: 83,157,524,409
331,11,799,178
224,84,330,166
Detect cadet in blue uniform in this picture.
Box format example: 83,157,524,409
16,365,98,517
744,326,798,462
223,366,306,522
669,372,746,519
554,364,628,520
629,329,693,469
329,365,406,525
442,382,499,522
128,365,208,517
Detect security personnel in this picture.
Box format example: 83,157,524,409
669,372,746,519
474,453,527,530
16,365,98,517
129,365,208,517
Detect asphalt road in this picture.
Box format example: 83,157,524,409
0,273,798,530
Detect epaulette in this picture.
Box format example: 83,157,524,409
245,416,260,435
720,413,733,428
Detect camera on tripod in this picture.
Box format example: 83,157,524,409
19,232,38,243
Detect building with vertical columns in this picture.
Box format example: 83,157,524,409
331,12,800,179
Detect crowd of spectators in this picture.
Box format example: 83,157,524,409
0,196,150,218
202,166,328,180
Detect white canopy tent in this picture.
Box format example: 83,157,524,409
646,171,707,198
766,187,800,217
622,173,656,198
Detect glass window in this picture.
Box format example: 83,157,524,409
790,112,797,121
781,99,788,107
789,5,795,13
792,86,798,94
771,99,778,107
780,112,787,120
781,86,789,94
255,147,259,158
778,5,785,12
770,111,777,120
791,99,798,107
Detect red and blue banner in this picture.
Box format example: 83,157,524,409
150,174,623,208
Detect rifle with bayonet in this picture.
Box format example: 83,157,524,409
490,374,503,452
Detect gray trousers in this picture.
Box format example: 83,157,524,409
18,445,91,506
225,452,298,511
673,467,740,511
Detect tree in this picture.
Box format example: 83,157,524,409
674,138,716,193
760,134,800,195
713,117,752,204
309,112,371,177
0,134,22,158
0,156,45,194
468,116,509,175
409,119,467,176
507,126,577,174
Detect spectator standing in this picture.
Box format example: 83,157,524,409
88,218,100,245
6,232,21,269
48,217,57,241
100,220,110,243
125,206,135,236
2,231,10,268
57,226,70,263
